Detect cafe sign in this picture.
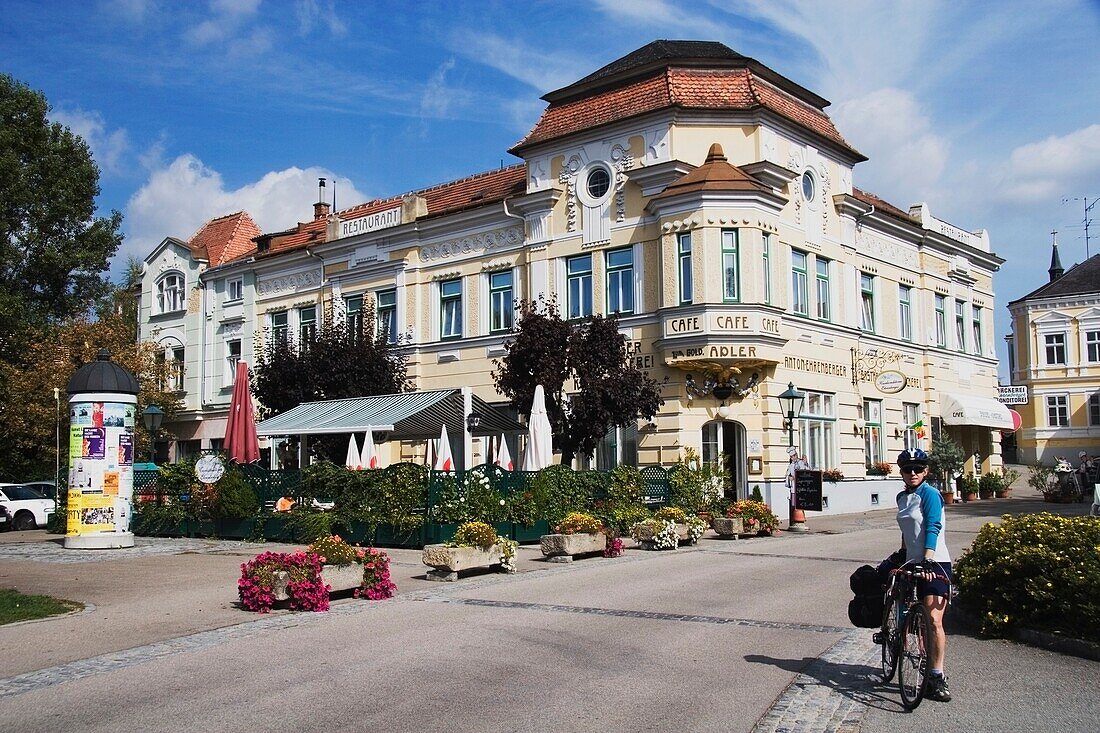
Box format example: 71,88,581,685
874,370,906,394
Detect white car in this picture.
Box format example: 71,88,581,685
0,483,56,531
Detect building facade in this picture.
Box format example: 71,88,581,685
138,40,1008,514
1005,241,1100,463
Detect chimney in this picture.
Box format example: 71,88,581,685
314,177,330,220
1048,230,1064,282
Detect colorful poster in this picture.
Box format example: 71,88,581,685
82,427,105,459
118,434,134,466
78,493,115,532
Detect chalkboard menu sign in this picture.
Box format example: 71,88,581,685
794,469,823,512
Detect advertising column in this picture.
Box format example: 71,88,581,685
64,350,141,550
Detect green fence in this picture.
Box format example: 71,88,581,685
132,461,672,548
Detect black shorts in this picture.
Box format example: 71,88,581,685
919,562,953,599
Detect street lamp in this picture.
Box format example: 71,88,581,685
54,387,60,489
465,411,483,433
777,382,806,447
143,405,165,464
776,382,808,532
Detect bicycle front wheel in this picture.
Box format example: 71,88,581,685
880,596,902,682
898,603,930,710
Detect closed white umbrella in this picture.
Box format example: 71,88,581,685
433,423,455,471
359,431,379,469
345,434,361,470
523,384,553,471
494,434,514,471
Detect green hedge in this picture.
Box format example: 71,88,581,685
955,512,1100,642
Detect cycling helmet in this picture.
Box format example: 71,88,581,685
896,448,930,469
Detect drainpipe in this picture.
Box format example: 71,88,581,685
855,204,875,230
304,246,328,312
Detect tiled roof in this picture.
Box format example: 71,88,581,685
851,187,912,223
565,40,748,93
251,165,527,260
651,143,772,201
513,67,861,158
1010,253,1100,304
188,211,261,266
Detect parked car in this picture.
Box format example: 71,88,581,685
0,483,56,530
20,480,58,501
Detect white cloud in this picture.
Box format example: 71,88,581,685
51,108,130,177
593,0,729,38
1006,124,1100,189
831,88,947,200
453,32,586,92
295,0,346,37
419,58,461,121
123,154,367,262
185,0,262,46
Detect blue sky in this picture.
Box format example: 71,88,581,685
2,0,1099,376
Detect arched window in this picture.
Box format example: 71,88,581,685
157,273,185,313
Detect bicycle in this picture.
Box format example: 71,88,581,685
873,560,950,710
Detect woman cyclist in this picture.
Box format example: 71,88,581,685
890,448,953,702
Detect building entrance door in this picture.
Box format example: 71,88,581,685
703,420,747,499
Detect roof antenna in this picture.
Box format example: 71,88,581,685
333,179,337,212
318,177,326,203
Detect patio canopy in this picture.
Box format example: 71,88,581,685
941,392,1013,430
255,389,525,439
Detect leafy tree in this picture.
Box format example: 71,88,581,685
0,307,181,481
253,298,412,419
492,297,664,465
0,73,123,361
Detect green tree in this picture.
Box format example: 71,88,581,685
252,298,412,418
0,73,123,358
492,297,664,465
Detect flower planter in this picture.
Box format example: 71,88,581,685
540,532,606,563
269,563,362,601
993,489,1010,499
964,492,979,502
710,517,745,538
631,523,679,550
421,543,512,581
940,492,955,505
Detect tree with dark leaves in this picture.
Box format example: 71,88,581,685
492,297,664,465
252,299,411,419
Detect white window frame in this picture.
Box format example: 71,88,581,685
863,399,883,467
1044,333,1067,366
791,250,809,316
899,285,912,341
270,311,289,346
1087,331,1100,363
1089,392,1100,427
440,278,463,340
721,229,739,303
167,345,185,392
902,402,921,452
156,272,186,314
860,273,875,333
226,277,243,303
566,254,593,319
1046,394,1069,427
376,288,397,343
677,233,693,305
955,299,967,352
934,294,947,348
344,295,364,338
487,273,513,334
798,390,836,470
972,305,983,355
761,233,772,305
224,339,242,386
815,257,830,321
606,247,635,314
298,305,317,346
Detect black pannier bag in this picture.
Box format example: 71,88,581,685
847,564,885,628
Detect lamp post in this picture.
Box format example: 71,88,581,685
465,411,482,433
54,387,60,490
142,405,164,464
776,382,808,532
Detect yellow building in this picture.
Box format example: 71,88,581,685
1006,240,1100,463
140,41,1009,515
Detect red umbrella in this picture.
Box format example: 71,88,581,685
223,361,260,464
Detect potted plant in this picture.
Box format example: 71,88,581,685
724,499,780,536
866,461,892,477
238,551,329,613
997,468,1019,498
978,472,1002,500
1028,464,1057,501
540,511,608,561
929,437,966,501
422,520,517,580
653,506,706,544
630,518,679,550
959,474,979,502
822,468,844,483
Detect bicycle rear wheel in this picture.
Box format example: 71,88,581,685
880,596,901,682
898,603,930,710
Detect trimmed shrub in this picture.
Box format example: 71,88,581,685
955,512,1100,642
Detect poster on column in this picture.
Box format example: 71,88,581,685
67,400,135,536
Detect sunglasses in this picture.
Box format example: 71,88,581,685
900,466,927,474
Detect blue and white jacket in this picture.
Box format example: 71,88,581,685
896,481,950,563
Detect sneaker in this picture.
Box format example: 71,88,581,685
927,674,952,702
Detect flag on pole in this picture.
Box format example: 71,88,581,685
908,419,926,439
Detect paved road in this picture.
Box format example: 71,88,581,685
0,491,1095,732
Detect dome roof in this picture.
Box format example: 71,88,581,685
67,349,140,396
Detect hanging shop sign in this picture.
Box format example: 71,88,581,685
874,370,907,394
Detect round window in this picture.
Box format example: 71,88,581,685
586,167,611,200
801,170,816,203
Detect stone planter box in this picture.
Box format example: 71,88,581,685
632,522,685,550
422,543,513,581
271,563,363,601
540,532,606,562
710,517,745,538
